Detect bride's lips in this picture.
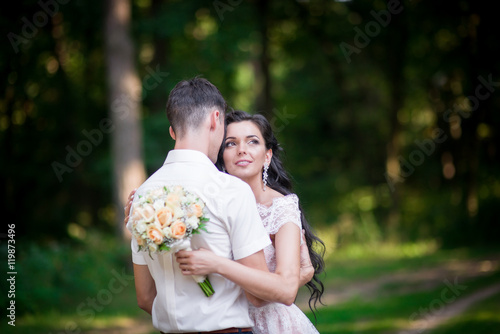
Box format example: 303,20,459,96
235,159,252,166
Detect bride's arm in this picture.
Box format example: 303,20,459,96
175,222,301,306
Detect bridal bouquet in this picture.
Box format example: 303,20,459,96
127,185,214,297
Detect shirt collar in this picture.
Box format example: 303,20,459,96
163,149,218,170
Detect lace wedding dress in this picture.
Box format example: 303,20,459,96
249,194,320,334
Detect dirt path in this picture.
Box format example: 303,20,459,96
296,254,500,309
83,254,500,334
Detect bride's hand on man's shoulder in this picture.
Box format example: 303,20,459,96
123,189,136,226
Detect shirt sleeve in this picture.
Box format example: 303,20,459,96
226,182,271,260
131,237,148,265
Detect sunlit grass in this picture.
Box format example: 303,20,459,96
316,224,440,261
320,240,444,287
3,231,499,334
332,239,439,260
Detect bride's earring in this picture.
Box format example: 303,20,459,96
262,163,269,191
222,166,226,173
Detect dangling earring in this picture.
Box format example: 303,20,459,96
262,163,269,191
222,165,226,173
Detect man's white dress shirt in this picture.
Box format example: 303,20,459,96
131,149,271,333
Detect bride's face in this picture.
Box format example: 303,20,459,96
223,121,271,182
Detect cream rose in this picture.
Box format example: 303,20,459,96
170,220,187,239
166,192,181,208
186,216,199,229
150,188,164,197
173,206,184,220
148,243,158,253
140,204,156,222
162,227,173,238
131,206,143,222
134,221,147,234
173,185,184,194
153,199,166,210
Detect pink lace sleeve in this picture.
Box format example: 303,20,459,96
265,194,302,235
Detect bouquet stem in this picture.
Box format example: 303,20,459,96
198,277,215,297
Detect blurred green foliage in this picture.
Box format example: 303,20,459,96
1,0,499,298
0,231,140,332
0,232,132,314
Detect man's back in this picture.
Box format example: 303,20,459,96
131,149,270,332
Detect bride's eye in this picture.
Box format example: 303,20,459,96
249,139,259,145
225,141,235,148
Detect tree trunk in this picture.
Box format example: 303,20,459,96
383,9,408,241
254,0,272,117
462,11,481,220
150,0,169,114
105,0,146,239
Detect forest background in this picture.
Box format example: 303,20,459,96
0,0,499,332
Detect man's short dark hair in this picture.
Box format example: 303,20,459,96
166,77,227,137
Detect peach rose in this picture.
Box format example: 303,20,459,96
147,225,164,245
188,203,204,218
156,207,174,228
170,220,187,239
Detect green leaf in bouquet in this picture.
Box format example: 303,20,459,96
159,244,170,251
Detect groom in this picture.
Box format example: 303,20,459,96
130,77,271,333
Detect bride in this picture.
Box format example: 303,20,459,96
175,110,325,333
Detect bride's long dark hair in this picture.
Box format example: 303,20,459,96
216,110,325,316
